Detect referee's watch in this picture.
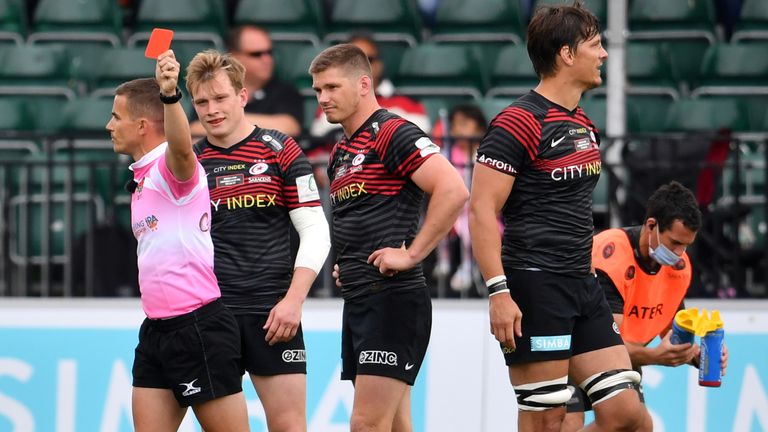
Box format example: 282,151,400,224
159,87,183,104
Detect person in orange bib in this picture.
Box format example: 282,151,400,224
563,181,716,431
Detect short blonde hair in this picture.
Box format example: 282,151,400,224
185,49,245,96
308,43,371,78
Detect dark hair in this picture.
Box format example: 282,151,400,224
449,104,487,131
347,30,377,48
114,78,163,125
308,43,371,77
226,24,269,51
645,181,702,232
527,0,600,78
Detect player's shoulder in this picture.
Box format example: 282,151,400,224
192,138,208,156
377,109,425,136
493,92,548,125
255,128,298,154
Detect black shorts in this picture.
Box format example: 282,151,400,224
235,314,307,376
566,380,645,413
132,299,243,407
502,269,623,365
341,286,432,385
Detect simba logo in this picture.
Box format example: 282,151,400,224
282,349,306,363
477,154,516,174
359,350,398,366
179,379,201,397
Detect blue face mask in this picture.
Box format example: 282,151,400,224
648,227,682,266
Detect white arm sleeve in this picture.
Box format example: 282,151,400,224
289,206,331,274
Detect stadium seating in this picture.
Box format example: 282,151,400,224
30,0,122,44
479,97,514,122
417,95,478,126
664,98,750,132
628,0,717,91
0,98,39,162
629,0,717,34
732,0,768,42
0,44,74,89
279,44,330,94
326,0,422,46
0,98,33,132
128,0,226,56
429,0,525,45
396,43,485,100
0,0,25,45
579,96,607,133
234,0,324,45
486,44,538,98
534,0,607,30
692,42,768,96
0,45,76,131
88,47,156,97
57,96,113,133
9,190,103,262
625,94,676,134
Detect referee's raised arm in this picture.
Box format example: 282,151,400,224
156,49,195,182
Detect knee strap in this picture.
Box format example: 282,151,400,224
579,369,641,406
514,376,574,411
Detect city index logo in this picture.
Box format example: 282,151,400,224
359,350,398,366
627,303,663,319
551,160,601,181
330,182,367,205
210,194,276,211
213,163,247,173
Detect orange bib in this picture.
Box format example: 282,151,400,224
592,229,691,345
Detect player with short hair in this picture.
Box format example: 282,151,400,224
468,2,645,431
108,50,249,432
185,49,330,432
562,181,729,431
309,43,469,432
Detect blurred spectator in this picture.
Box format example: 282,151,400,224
715,0,743,40
309,32,431,187
426,104,491,296
189,25,304,137
443,104,488,293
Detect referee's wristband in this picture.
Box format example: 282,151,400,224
486,275,510,297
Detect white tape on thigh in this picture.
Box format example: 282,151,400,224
514,375,573,411
580,369,641,406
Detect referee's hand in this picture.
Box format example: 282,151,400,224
155,50,179,95
489,294,523,350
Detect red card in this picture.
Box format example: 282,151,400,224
144,28,174,59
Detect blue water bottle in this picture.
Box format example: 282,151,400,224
671,308,696,344
698,311,725,387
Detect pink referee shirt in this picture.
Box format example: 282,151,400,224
130,143,220,319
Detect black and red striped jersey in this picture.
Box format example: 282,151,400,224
194,127,321,314
327,109,439,299
476,91,602,277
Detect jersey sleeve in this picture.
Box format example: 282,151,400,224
156,156,203,202
475,107,541,176
597,269,625,314
279,136,321,209
376,118,439,178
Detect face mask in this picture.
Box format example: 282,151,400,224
648,226,682,266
